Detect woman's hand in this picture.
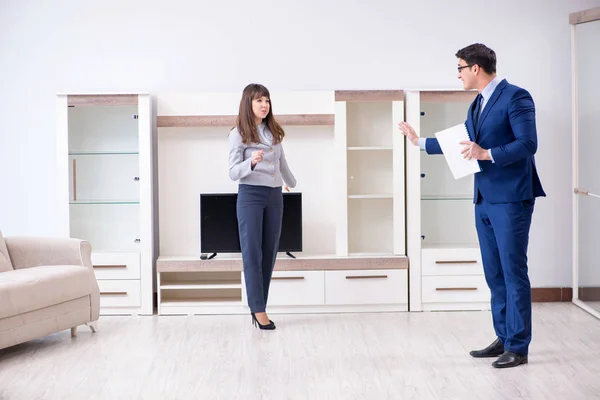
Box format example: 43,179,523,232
283,186,290,192
251,150,264,167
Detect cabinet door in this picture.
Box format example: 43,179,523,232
69,154,139,202
67,101,141,253
574,19,600,313
419,93,478,250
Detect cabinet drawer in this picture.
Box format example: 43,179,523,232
91,253,140,280
422,248,483,276
325,269,407,305
267,271,324,306
97,280,141,307
422,275,490,304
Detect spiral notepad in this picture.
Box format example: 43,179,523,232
434,123,482,180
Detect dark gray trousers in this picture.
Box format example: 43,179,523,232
237,184,283,313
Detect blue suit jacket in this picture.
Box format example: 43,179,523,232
425,79,546,203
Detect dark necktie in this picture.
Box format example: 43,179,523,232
473,94,483,127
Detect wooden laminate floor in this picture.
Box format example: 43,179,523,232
1,303,599,400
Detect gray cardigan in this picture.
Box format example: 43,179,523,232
228,123,297,188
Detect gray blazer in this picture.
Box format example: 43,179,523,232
228,123,297,188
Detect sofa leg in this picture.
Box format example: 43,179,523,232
71,327,77,337
86,321,98,333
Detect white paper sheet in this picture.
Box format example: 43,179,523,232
434,123,482,180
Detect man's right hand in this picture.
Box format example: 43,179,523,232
398,122,420,147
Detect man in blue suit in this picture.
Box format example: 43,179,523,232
399,43,545,368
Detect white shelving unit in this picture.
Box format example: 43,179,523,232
155,90,408,315
56,94,154,315
334,90,405,257
406,90,491,312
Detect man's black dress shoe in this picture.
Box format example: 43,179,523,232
492,351,528,368
469,338,504,358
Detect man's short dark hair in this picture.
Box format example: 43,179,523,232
455,43,497,74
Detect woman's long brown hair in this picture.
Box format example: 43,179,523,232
235,83,285,145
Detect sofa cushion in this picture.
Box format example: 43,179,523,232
0,231,13,272
0,265,94,319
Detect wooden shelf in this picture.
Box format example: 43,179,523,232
347,146,393,151
67,94,138,106
157,114,335,127
420,91,477,103
335,90,404,102
160,298,243,306
157,255,408,273
348,194,393,199
569,6,600,24
160,283,242,290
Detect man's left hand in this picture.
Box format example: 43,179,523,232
460,141,491,161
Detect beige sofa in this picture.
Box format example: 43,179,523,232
0,231,100,350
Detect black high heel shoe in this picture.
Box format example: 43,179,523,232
251,313,276,330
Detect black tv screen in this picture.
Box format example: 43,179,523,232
200,193,302,254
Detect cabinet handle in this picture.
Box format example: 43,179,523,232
574,188,600,198
100,291,128,296
94,265,127,269
272,276,305,280
435,260,477,264
435,287,478,291
72,159,77,201
346,275,388,280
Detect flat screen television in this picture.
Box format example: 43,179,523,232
200,192,302,258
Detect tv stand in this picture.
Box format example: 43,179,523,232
200,253,218,260
285,252,296,259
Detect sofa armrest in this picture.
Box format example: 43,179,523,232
4,237,93,271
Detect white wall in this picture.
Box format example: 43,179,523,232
1,0,599,287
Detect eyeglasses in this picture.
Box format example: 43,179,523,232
457,64,473,73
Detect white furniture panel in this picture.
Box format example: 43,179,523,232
69,203,140,252
97,280,141,308
325,269,408,305
347,198,394,255
421,248,483,276
421,275,490,311
91,253,141,280
267,271,325,306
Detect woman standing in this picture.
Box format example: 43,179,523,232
228,83,297,330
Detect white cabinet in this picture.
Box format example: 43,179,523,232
154,90,409,315
57,94,154,315
406,91,491,311
334,91,405,257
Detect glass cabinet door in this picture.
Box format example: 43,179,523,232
68,105,140,252
419,94,478,249
574,19,600,314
